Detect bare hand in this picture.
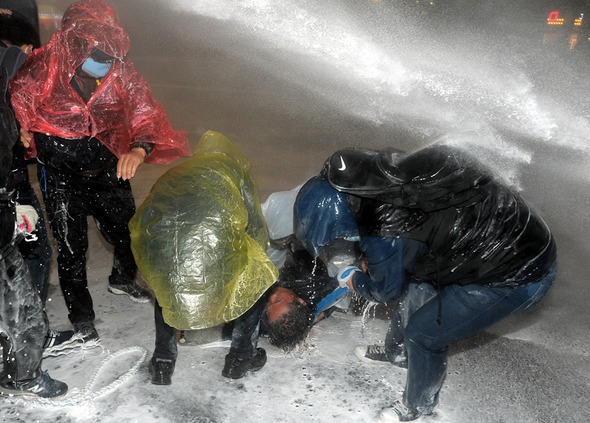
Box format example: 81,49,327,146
361,258,368,273
117,148,146,180
20,128,31,148
347,259,369,291
346,279,355,291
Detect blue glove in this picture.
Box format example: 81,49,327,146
337,266,360,288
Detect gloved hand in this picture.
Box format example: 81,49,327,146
16,205,38,234
337,266,360,288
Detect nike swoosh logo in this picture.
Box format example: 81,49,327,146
337,156,346,171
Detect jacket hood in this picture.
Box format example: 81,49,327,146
193,130,251,171
328,144,492,212
294,178,359,257
61,0,130,65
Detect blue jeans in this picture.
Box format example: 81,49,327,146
385,264,557,414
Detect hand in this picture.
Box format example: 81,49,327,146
117,148,146,180
20,128,31,148
361,258,368,273
16,205,39,233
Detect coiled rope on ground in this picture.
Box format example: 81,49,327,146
29,345,148,407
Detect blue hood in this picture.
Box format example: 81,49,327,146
294,178,359,257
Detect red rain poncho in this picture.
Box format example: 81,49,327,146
9,0,190,164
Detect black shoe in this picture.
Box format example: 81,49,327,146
354,345,408,368
354,345,389,363
43,329,76,349
149,357,175,385
73,321,100,342
108,283,151,303
42,329,83,357
0,371,68,399
222,348,266,379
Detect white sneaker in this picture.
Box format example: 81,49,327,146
379,399,422,422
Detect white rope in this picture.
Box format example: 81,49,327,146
42,338,103,358
28,345,148,408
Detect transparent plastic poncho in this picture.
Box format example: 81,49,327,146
129,131,278,329
9,0,191,164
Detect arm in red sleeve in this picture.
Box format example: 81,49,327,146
119,60,190,165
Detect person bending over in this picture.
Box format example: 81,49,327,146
130,131,278,385
295,143,556,422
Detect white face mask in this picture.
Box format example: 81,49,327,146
81,57,112,78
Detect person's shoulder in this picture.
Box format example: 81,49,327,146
0,44,26,79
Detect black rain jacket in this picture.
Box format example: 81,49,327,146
324,144,557,288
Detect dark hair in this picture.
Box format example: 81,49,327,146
0,14,41,49
264,301,314,352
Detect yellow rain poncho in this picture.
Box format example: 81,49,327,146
129,131,278,329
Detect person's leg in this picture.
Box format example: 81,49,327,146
153,300,178,361
13,178,77,351
39,167,95,326
0,245,67,398
507,264,556,316
0,246,48,383
384,283,438,367
0,246,68,395
400,268,556,417
150,300,177,385
384,306,406,363
222,296,267,379
16,185,52,303
357,282,436,367
87,169,147,302
229,296,265,359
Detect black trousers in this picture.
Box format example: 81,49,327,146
0,241,48,383
153,295,266,361
15,182,52,303
38,164,138,324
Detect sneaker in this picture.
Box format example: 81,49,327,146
379,399,422,422
221,348,266,379
43,329,100,358
108,283,151,303
42,329,82,357
354,345,390,364
42,329,76,349
354,345,408,369
149,357,175,385
73,321,100,342
0,371,68,399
